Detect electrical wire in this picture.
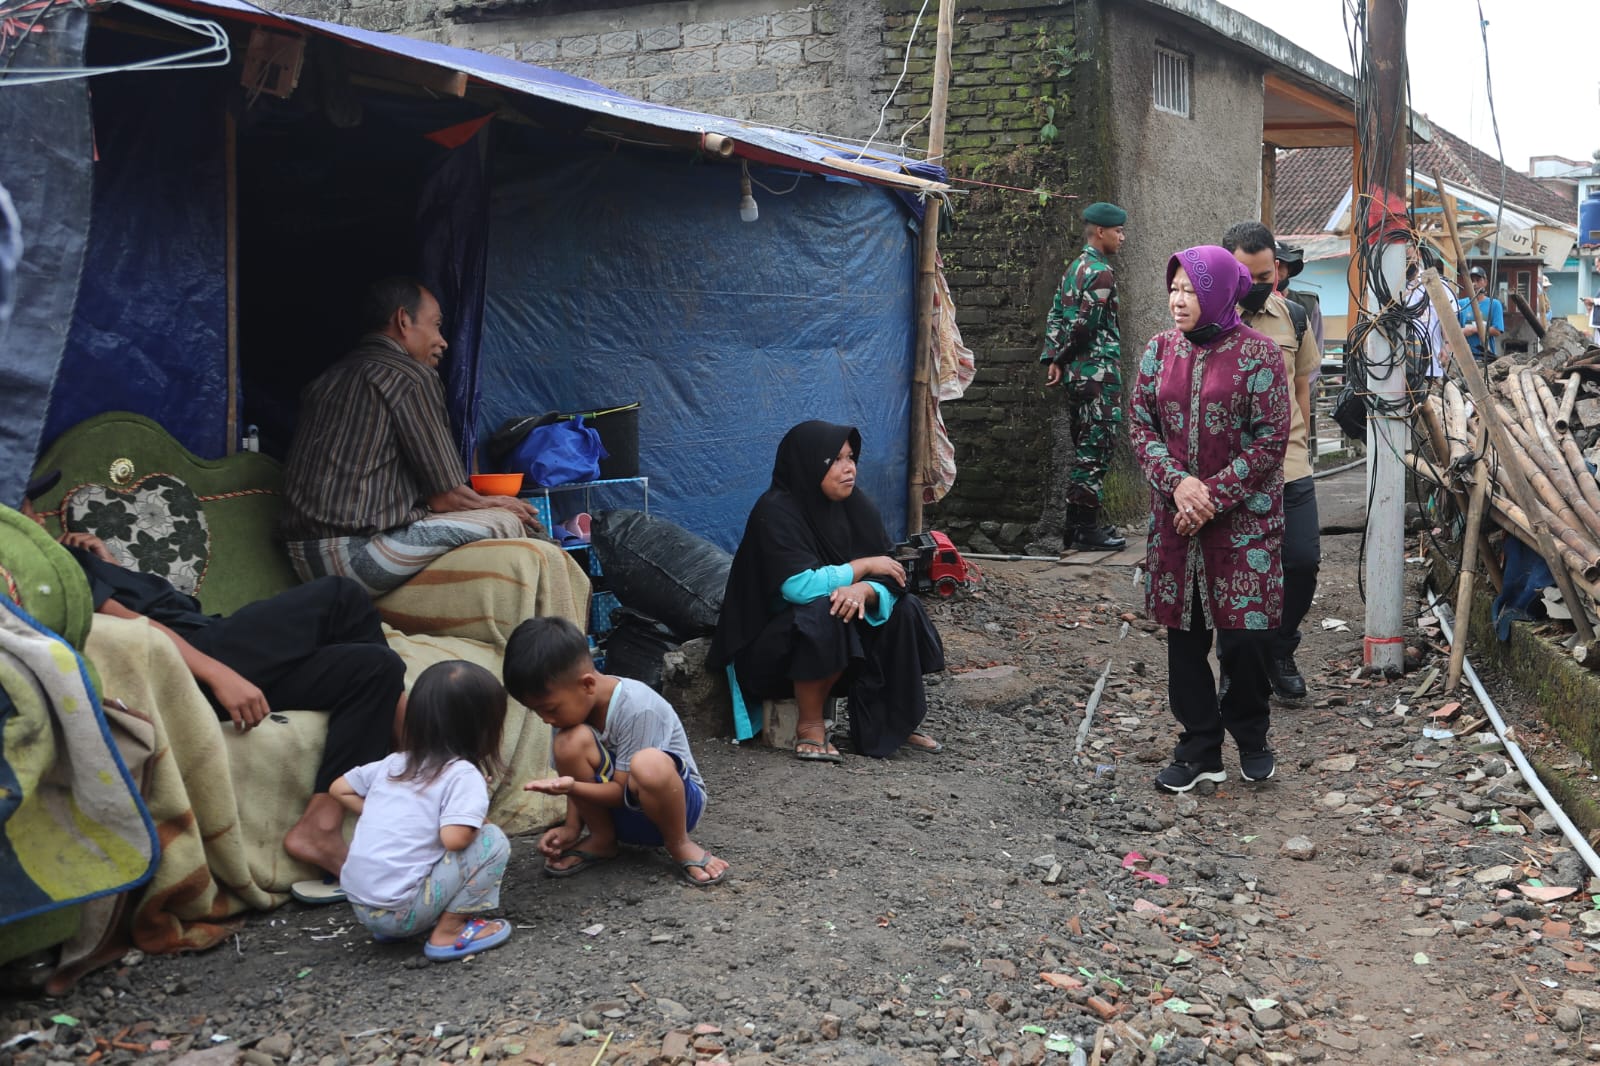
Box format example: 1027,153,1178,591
854,0,931,163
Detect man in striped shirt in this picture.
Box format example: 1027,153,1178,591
282,278,546,596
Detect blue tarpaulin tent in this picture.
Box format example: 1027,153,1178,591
1,0,945,548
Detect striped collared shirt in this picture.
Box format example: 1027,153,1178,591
281,334,465,540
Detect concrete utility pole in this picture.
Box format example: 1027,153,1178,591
1361,0,1410,675
907,0,955,533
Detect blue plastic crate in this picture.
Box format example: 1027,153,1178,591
590,590,621,635
529,495,553,535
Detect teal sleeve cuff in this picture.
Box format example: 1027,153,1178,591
862,580,897,626
780,563,854,604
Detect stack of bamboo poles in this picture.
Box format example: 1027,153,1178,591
1409,364,1600,667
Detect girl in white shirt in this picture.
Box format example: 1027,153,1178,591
331,660,513,962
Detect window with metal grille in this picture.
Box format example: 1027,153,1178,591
1153,46,1191,117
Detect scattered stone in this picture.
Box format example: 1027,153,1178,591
1474,864,1516,886
1253,1006,1287,1030
1280,837,1317,861
255,1034,293,1060
1556,1005,1584,1032
1315,754,1358,773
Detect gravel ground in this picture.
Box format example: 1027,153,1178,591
6,531,1600,1066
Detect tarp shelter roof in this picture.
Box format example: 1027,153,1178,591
159,0,946,194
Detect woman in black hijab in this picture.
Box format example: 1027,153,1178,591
710,421,945,762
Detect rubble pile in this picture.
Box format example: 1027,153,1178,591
1410,332,1600,659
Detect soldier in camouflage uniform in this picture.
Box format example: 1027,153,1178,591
1041,201,1128,553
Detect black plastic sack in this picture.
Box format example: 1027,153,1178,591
592,510,732,637
604,607,680,691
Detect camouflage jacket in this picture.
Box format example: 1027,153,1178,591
1041,245,1120,368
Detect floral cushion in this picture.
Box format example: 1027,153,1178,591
64,474,210,597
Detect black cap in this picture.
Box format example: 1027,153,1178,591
1469,265,1487,278
24,469,60,502
1274,241,1305,278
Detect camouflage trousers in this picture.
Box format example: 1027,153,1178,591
1058,358,1124,511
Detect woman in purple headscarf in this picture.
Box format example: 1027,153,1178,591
1128,245,1291,794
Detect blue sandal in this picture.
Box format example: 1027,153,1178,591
422,918,512,962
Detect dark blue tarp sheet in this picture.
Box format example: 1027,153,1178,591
41,64,227,458
476,145,916,551
0,6,92,508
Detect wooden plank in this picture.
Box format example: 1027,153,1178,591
343,47,467,97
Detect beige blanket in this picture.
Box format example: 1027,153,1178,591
85,615,566,955
376,537,590,648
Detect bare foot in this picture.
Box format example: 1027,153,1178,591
283,793,349,878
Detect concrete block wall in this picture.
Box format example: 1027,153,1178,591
431,0,884,138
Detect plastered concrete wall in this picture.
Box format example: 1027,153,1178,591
1103,3,1264,372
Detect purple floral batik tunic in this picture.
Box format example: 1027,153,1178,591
1128,325,1290,632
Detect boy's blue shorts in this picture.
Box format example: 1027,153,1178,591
588,727,705,847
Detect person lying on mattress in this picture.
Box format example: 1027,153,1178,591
279,276,558,597
22,470,404,888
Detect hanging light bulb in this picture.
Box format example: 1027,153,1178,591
739,159,759,223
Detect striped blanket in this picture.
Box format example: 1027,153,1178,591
0,599,156,932
286,507,529,596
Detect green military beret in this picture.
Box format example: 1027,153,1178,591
1082,202,1127,227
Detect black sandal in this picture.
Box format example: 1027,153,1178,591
794,737,843,763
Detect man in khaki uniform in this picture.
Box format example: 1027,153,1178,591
1223,221,1320,701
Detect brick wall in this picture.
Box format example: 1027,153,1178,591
880,0,1111,551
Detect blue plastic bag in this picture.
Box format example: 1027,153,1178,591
513,414,608,487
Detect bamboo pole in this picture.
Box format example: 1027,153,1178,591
906,0,956,532
1495,400,1600,548
1525,370,1561,426
1443,380,1469,465
1448,423,1493,692
1426,269,1597,643
1490,418,1600,571
1488,494,1600,587
1556,373,1583,432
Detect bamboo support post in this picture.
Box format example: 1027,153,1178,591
1425,269,1597,644
1448,424,1494,692
1556,372,1583,432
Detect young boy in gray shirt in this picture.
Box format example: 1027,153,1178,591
508,617,729,887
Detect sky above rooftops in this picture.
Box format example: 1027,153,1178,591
1221,0,1597,185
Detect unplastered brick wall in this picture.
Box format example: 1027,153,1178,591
881,0,1112,550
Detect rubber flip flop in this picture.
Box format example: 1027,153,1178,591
677,853,728,888
794,738,843,763
290,877,347,905
543,847,616,878
422,918,512,962
901,734,944,754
